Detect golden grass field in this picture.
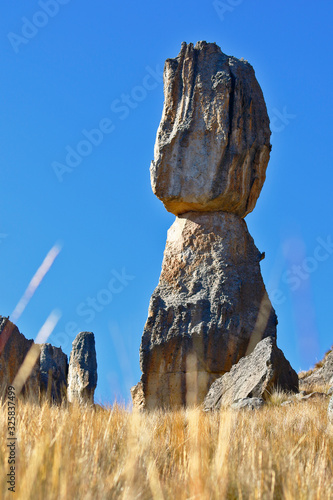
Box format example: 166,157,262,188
1,389,333,500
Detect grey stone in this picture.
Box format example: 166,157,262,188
67,332,97,405
39,343,68,403
230,397,265,410
295,390,307,399
300,349,333,389
203,337,298,411
140,213,277,409
328,386,333,396
151,41,271,218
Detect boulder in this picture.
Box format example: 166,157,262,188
39,343,68,403
67,332,97,404
203,337,298,411
151,41,271,218
140,212,277,409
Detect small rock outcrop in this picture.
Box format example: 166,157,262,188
67,332,97,405
299,349,333,389
203,337,299,411
140,212,276,409
136,41,280,410
131,381,145,410
151,41,271,217
39,343,68,403
0,316,39,397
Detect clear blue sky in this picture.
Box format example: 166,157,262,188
0,1,332,404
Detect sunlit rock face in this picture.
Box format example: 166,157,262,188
135,41,277,410
140,212,277,409
150,41,271,218
0,317,38,397
67,332,97,405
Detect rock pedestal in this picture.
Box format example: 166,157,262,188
140,212,276,409
135,41,283,410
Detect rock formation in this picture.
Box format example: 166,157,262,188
67,332,97,405
299,348,333,390
203,337,299,411
0,316,38,397
140,213,276,408
39,343,68,403
1,316,97,405
151,41,271,217
135,41,281,410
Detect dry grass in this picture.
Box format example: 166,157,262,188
1,394,333,500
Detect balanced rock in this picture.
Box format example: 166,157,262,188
67,332,97,404
203,337,299,411
140,212,277,409
39,343,68,403
151,41,271,217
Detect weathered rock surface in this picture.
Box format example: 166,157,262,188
203,337,298,411
39,343,68,403
0,316,39,397
67,332,97,404
328,395,333,424
230,397,265,410
140,212,277,409
151,41,271,217
131,381,145,410
299,349,333,389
